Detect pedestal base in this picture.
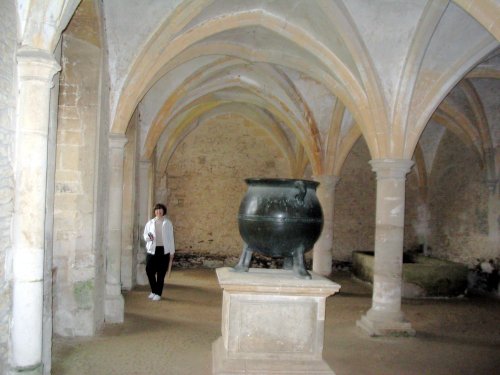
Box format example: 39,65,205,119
212,267,339,375
8,364,43,375
356,314,415,337
213,337,335,375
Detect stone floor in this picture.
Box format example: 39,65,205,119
52,268,500,375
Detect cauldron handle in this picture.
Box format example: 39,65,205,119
294,180,306,205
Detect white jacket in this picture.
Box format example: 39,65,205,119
143,217,175,255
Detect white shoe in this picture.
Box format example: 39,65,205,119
148,293,155,299
152,294,161,301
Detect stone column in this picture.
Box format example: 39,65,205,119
136,160,152,285
312,175,340,276
105,134,127,323
357,159,415,336
121,120,138,291
11,48,60,375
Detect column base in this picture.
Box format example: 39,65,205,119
9,363,43,375
356,313,415,337
212,337,335,375
104,294,124,323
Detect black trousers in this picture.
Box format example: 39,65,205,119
146,246,170,296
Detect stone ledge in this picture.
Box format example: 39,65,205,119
216,267,340,296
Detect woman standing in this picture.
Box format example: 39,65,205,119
143,203,175,301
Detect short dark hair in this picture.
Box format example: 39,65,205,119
154,203,167,215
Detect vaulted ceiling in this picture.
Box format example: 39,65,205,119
98,0,499,183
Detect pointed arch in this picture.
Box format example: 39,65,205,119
111,7,366,139
405,38,498,158
395,0,449,157
142,63,324,173
152,40,367,142
156,102,296,175
318,0,387,158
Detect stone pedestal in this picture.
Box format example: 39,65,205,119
213,267,340,374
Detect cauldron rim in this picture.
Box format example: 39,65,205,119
245,178,319,188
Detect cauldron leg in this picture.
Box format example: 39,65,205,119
233,243,253,272
292,246,311,279
283,256,293,270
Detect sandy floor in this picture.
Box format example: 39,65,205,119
52,268,500,375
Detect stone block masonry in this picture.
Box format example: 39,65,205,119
53,33,102,336
213,267,340,374
165,114,289,257
0,0,17,371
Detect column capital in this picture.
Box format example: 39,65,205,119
109,134,128,150
369,159,414,179
17,47,60,85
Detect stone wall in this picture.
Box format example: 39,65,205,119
332,137,420,262
163,130,422,267
429,131,493,266
0,0,16,370
53,31,102,336
92,0,109,327
333,138,376,261
164,113,290,257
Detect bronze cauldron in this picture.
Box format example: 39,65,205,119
234,178,323,279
